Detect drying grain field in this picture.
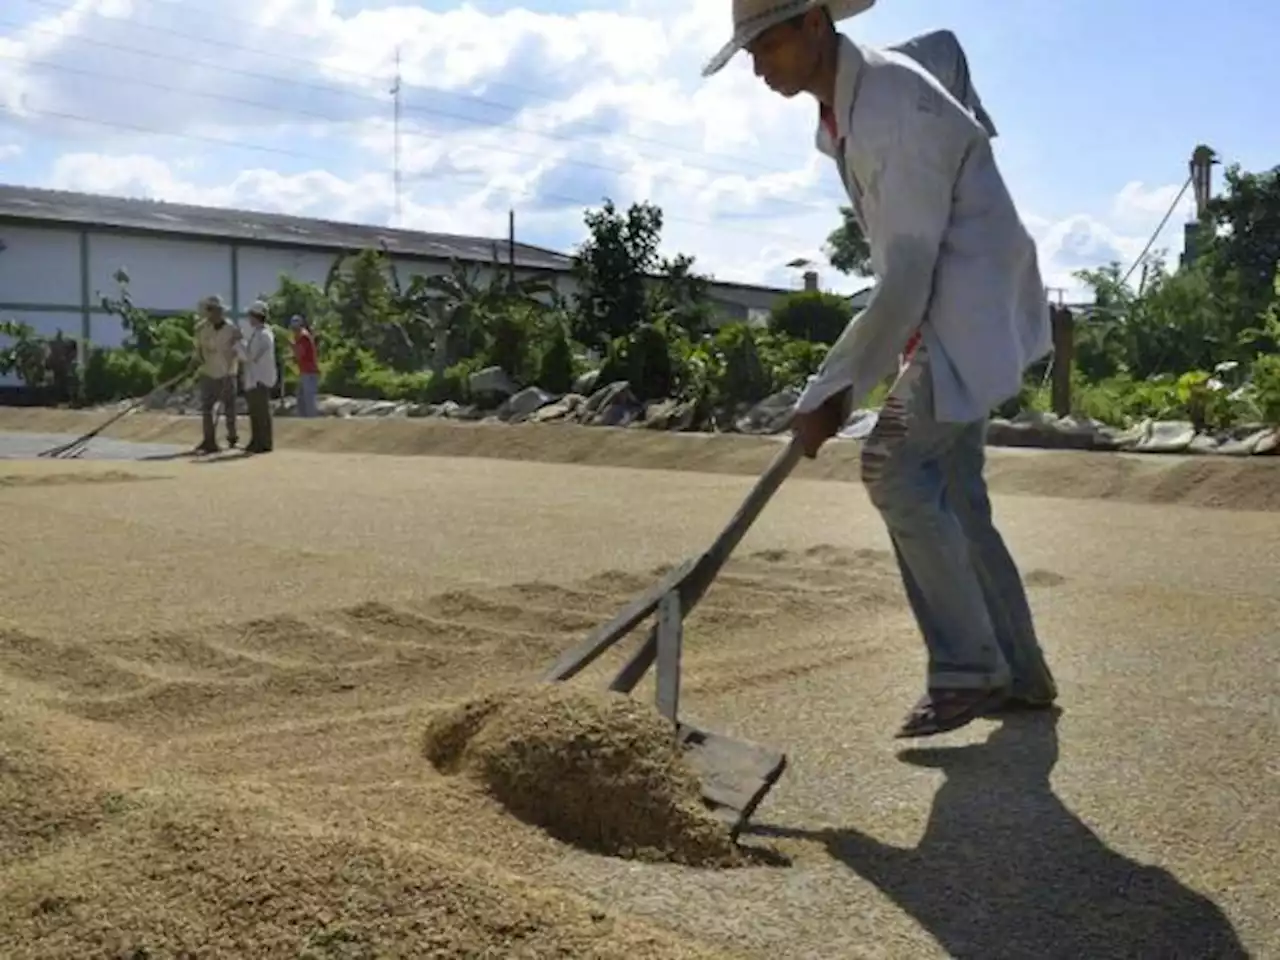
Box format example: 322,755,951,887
0,408,1276,959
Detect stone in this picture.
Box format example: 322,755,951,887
573,369,601,395
986,412,1102,450
530,394,583,422
735,388,799,435
642,398,697,431
1256,428,1280,455
1187,433,1222,455
580,381,642,427
468,366,518,400
1130,420,1196,454
499,386,555,423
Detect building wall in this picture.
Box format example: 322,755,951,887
0,222,574,385
2,218,795,386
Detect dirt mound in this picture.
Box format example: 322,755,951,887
0,470,157,488
0,793,729,960
0,714,124,862
423,685,740,867
5,406,1280,511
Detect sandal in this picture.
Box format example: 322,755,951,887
895,687,1008,739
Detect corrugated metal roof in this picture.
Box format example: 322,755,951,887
0,183,575,272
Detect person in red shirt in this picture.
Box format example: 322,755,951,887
289,315,320,417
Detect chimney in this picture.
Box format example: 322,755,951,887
802,270,819,292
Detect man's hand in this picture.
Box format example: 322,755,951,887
791,388,851,459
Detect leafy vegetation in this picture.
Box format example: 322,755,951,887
4,160,1280,433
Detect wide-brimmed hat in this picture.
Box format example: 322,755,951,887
702,0,875,77
246,299,269,319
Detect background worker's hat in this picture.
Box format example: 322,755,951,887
702,0,875,77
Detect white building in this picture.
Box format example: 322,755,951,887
0,183,828,386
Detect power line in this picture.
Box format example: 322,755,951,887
0,101,830,252
0,48,843,247
1118,174,1193,288
13,0,824,185
0,16,844,220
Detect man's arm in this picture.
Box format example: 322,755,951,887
795,109,961,418
248,330,271,363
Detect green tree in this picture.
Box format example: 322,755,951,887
323,249,415,370
571,199,664,348
537,321,575,394
768,289,853,344
1201,164,1280,327
0,319,50,388
824,206,872,276
649,253,716,337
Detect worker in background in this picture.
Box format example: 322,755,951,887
192,294,241,454
704,1,1058,738
289,314,320,418
242,300,278,453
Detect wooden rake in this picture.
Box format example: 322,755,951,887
37,369,192,459
543,436,804,838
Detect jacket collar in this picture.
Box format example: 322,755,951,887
815,35,866,156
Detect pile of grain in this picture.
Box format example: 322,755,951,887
0,713,118,862
422,684,740,866
0,792,731,960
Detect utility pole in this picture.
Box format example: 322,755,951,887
391,46,402,227
508,209,516,287
1182,144,1217,266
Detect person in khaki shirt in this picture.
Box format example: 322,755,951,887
192,294,242,453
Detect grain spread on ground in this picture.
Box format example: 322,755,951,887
0,409,1273,957
423,685,741,866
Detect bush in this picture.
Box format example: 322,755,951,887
81,347,158,403
768,290,853,344
425,359,478,404
537,325,575,394
1249,353,1280,423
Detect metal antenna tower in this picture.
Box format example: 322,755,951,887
391,46,402,226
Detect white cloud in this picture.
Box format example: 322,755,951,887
0,143,21,160
1,0,1193,300
1112,179,1196,227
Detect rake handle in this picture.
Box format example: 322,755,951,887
609,435,803,693
41,367,194,456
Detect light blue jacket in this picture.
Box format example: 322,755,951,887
796,34,1052,424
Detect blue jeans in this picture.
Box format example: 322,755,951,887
861,349,1056,698
297,372,319,417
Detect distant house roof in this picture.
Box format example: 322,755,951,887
0,183,574,273
0,182,856,305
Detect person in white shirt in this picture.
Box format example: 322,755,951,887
703,0,1057,738
241,300,277,454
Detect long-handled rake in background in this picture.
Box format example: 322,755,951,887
543,435,804,839
37,369,193,460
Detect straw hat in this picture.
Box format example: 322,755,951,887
702,0,875,77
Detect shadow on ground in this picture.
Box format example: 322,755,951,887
749,711,1249,959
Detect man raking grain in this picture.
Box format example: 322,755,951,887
703,1,1059,737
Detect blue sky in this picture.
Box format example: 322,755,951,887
1,0,1275,298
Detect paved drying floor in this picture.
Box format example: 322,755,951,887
0,430,186,461
0,442,1275,958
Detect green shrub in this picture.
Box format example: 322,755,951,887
424,360,477,404
768,290,853,344
537,325,575,394
1249,353,1280,423
80,347,157,403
